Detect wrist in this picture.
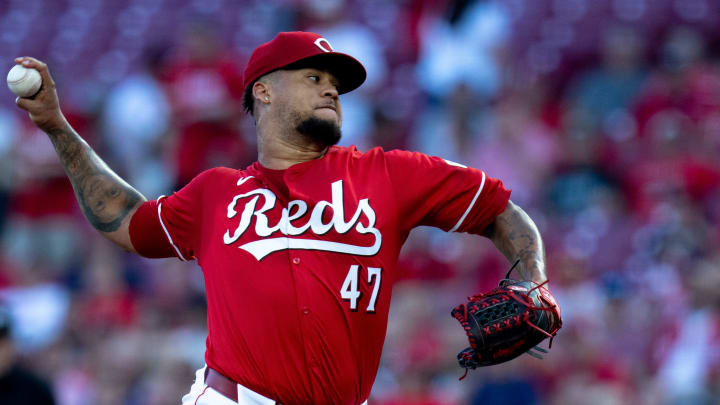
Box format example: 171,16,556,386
41,113,70,136
510,259,546,284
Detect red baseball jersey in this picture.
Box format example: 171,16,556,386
129,145,510,405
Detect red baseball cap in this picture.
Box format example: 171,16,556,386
242,31,366,95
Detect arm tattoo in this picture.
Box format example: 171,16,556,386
485,201,546,283
47,126,146,233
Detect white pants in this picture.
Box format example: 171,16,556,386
181,366,276,405
181,366,369,405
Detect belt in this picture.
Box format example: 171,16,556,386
205,367,240,402
204,367,281,404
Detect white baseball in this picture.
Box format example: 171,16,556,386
7,65,42,98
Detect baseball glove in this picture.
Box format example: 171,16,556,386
451,261,562,378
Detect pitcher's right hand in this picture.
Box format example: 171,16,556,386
13,57,69,134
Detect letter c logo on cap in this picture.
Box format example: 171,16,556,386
314,38,333,52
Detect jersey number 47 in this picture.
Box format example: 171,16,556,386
340,265,382,313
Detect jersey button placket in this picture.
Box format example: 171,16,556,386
284,170,316,381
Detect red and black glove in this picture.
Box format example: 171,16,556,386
451,262,562,378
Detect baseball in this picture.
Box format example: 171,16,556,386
7,64,42,98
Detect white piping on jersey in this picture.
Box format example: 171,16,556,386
157,196,188,261
443,159,467,168
449,171,486,232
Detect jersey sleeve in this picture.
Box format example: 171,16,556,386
386,150,511,234
129,169,214,260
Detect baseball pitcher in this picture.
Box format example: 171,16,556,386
14,32,561,405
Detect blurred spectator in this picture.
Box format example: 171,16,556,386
468,80,561,206
0,110,20,235
416,0,509,100
469,369,538,405
101,46,173,198
633,26,720,139
410,83,484,163
161,20,252,187
0,112,90,275
0,283,70,352
0,304,56,404
564,25,647,141
655,259,720,404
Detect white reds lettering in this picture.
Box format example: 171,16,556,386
313,38,333,52
223,180,381,260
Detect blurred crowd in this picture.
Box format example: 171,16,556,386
1,0,720,404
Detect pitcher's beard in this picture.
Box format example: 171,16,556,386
295,116,342,148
